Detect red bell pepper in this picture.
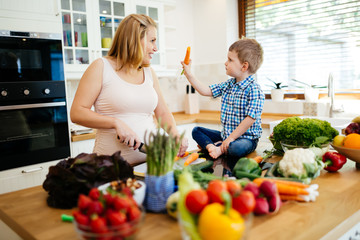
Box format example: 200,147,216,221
322,152,347,172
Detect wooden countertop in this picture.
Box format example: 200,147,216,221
1,142,360,240
71,111,300,142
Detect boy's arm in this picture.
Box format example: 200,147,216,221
181,60,212,97
220,116,255,153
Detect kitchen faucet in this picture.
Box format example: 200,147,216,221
328,73,343,118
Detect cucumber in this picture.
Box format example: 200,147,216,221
190,160,214,172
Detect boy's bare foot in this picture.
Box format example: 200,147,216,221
207,145,223,159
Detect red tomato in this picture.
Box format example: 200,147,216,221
185,189,209,214
226,180,242,197
232,190,256,215
207,180,227,203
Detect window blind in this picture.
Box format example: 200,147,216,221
244,0,360,91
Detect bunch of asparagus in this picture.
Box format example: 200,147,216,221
144,126,184,176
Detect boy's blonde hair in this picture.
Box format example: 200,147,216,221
229,37,263,74
108,14,157,71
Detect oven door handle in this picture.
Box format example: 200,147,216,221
0,102,66,111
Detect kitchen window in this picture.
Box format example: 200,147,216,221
239,0,360,94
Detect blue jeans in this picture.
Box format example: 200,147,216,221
192,126,258,159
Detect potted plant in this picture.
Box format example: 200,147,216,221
291,79,326,102
266,78,287,102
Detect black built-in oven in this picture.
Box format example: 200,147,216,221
0,30,70,171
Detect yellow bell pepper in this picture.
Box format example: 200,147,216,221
198,199,245,240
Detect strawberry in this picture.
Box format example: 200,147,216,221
88,188,101,201
127,206,141,221
73,210,90,226
87,201,104,215
90,216,108,233
106,211,126,226
103,193,114,207
78,194,92,212
113,196,131,212
122,187,133,197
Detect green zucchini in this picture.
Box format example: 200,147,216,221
190,160,214,172
234,170,261,180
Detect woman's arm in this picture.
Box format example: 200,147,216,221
70,58,141,148
151,68,188,155
181,60,212,97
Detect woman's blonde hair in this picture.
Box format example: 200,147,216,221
108,14,157,71
229,37,263,74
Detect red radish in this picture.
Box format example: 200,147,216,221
268,194,281,213
260,181,277,198
244,182,260,198
254,198,269,215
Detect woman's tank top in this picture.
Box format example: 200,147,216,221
93,57,158,165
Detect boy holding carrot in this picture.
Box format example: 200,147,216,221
181,38,265,161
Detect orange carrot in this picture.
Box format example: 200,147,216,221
184,152,199,166
253,178,310,189
184,46,191,65
181,47,191,75
253,178,309,195
181,151,190,158
279,194,306,202
174,151,189,162
252,156,263,163
275,182,309,196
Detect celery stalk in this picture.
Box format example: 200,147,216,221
178,169,202,240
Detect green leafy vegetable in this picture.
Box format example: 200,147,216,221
272,117,338,148
43,151,134,209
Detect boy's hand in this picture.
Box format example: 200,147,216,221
180,59,192,76
220,137,234,154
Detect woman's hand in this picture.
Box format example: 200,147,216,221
178,136,189,157
115,120,141,150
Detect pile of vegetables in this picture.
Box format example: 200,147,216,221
176,169,282,240
253,178,319,202
43,151,134,209
271,117,338,151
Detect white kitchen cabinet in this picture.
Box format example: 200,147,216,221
0,160,61,194
0,0,62,33
71,139,95,157
61,0,173,80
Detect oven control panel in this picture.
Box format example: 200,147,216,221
0,81,66,103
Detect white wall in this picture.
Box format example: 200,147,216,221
161,0,239,112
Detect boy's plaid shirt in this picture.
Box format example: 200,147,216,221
210,75,265,140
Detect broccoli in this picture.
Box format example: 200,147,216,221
272,117,338,147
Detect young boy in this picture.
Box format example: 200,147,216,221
181,38,265,160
